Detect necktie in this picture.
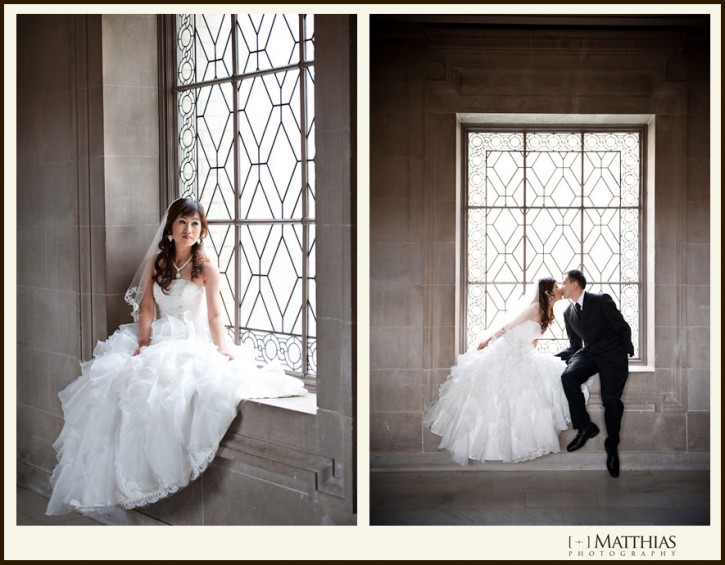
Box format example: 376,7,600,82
575,303,582,318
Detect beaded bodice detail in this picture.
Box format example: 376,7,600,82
504,319,542,348
152,279,206,321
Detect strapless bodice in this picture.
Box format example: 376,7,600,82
153,279,206,321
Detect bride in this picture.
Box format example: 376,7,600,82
46,198,307,516
424,277,582,466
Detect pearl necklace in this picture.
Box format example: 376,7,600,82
173,255,193,279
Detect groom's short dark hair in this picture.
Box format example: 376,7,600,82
566,269,587,289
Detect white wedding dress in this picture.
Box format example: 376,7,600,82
424,319,572,466
46,279,307,515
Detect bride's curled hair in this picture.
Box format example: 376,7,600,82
537,277,557,333
154,198,209,293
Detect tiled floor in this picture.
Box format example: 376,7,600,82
16,486,101,526
370,470,710,525
19,470,711,527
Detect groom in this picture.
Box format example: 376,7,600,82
555,270,634,478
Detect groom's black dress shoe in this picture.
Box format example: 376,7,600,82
566,423,600,452
605,442,620,478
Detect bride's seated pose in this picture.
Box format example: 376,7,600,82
424,277,585,466
46,198,307,516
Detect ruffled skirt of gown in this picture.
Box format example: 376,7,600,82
46,311,307,516
423,322,571,466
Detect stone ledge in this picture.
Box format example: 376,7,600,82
219,432,344,499
371,451,710,472
245,392,317,415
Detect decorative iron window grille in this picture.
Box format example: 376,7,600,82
175,14,316,377
463,128,644,361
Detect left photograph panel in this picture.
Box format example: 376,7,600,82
15,12,356,525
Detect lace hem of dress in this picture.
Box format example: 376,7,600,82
119,448,217,510
510,446,561,463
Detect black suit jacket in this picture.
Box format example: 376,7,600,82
555,292,635,363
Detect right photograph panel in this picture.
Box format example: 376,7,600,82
369,14,711,526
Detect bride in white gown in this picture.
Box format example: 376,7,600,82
46,198,307,516
424,277,585,466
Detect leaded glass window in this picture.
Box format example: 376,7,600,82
176,14,316,377
464,129,644,361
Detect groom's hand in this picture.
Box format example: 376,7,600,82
554,349,573,361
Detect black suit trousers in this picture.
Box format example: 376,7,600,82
561,348,629,446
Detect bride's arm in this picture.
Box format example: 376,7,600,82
133,261,155,355
203,261,234,360
477,303,539,350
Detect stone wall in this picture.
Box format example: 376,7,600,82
17,11,166,512
17,14,85,481
370,16,710,470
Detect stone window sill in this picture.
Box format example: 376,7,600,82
247,393,317,415
630,365,655,374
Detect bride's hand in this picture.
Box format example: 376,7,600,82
220,350,235,361
477,338,491,350
133,337,151,357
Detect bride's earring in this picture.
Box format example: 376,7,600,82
167,235,173,242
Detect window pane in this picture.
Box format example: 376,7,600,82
465,129,642,359
467,209,486,282
621,208,640,282
527,150,582,208
179,14,235,83
487,150,525,207
236,14,301,74
307,222,317,374
206,223,236,328
307,159,316,219
583,148,621,207
305,66,315,153
303,14,314,61
583,208,621,281
466,283,486,348
177,13,316,376
239,224,304,366
621,283,640,358
177,15,196,86
468,132,524,207
237,70,305,221
584,132,640,206
486,284,529,331
178,88,198,195
196,83,236,221
525,208,581,281
240,224,302,329
485,208,525,283
307,222,316,311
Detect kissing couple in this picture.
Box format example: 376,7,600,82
424,269,634,477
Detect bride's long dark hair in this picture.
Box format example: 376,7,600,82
536,277,557,333
154,198,209,293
